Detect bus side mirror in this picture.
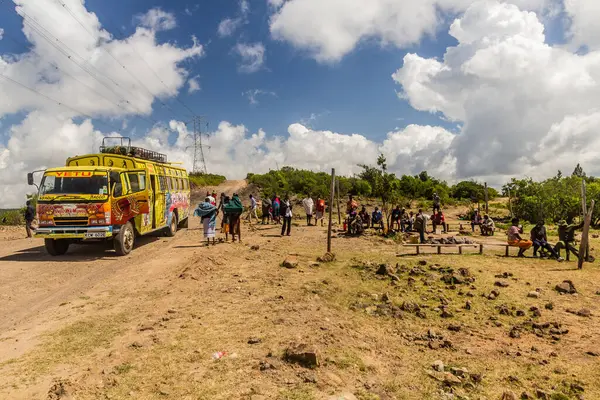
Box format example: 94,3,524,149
27,173,34,186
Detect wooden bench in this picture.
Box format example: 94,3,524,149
402,243,482,255
401,242,520,256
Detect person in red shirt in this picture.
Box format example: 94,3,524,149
315,198,326,226
432,210,447,233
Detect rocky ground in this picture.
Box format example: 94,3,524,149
0,188,599,400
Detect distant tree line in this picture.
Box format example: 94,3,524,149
503,164,600,224
246,155,498,209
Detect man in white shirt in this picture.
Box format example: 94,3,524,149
246,194,259,223
302,196,314,226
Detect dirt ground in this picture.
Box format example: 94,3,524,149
1,184,600,400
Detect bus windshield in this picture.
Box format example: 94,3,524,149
40,172,109,196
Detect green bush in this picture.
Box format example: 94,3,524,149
188,173,227,188
0,209,24,225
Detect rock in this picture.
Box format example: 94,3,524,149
376,264,394,275
432,360,445,372
516,310,525,317
509,327,521,339
555,280,577,294
248,337,262,345
501,391,518,400
129,341,143,349
586,350,599,356
427,370,462,386
530,307,542,317
47,380,70,400
544,302,554,310
259,360,277,371
282,256,298,269
284,343,319,368
535,389,549,400
495,281,510,288
464,301,472,310
250,245,260,250
440,309,454,318
488,290,500,300
450,367,469,378
520,392,533,399
381,292,391,302
418,260,428,266
577,308,592,317
527,291,540,299
447,324,461,332
317,252,335,263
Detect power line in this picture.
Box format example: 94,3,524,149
52,0,191,121
0,71,123,134
0,3,164,128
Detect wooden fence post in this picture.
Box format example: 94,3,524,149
327,169,335,253
578,200,594,270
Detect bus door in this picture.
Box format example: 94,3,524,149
153,175,167,229
123,170,151,234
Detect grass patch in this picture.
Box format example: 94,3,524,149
278,387,316,400
24,313,128,375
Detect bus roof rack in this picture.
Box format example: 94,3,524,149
100,137,167,163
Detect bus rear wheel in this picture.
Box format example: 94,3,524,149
114,221,135,256
45,239,69,256
166,214,178,237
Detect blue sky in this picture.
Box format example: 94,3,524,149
0,0,464,143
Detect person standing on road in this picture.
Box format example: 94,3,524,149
246,194,259,223
302,195,314,226
281,196,293,236
194,197,218,246
24,200,36,238
261,197,272,225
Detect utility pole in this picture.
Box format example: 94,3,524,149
327,169,335,253
187,116,209,174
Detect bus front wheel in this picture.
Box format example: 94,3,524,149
114,221,135,256
45,239,69,256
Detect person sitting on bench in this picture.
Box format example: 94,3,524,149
530,220,562,260
371,207,384,230
432,211,447,233
481,214,495,236
507,217,532,257
358,206,370,228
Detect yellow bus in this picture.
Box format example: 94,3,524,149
29,138,190,256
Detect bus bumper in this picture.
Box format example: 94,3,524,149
35,226,114,239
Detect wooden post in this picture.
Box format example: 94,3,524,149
581,180,589,261
505,246,509,257
459,246,463,255
578,199,594,269
484,182,489,214
437,246,441,255
336,178,341,225
327,169,335,253
479,244,483,255
508,189,514,218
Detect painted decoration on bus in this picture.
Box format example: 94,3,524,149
164,190,190,225
112,194,149,225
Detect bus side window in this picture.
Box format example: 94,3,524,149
128,173,141,193
110,172,123,197
139,173,146,191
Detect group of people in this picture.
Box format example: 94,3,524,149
470,210,496,236
506,217,584,260
194,191,244,245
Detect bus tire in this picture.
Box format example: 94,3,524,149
166,213,178,237
45,239,69,256
114,221,135,256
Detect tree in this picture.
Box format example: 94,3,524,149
572,164,586,178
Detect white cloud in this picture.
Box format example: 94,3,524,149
564,0,600,51
242,89,276,105
0,28,4,41
218,18,243,37
392,0,600,185
268,0,553,63
0,0,203,207
188,76,201,93
217,0,250,37
135,8,177,31
233,42,265,73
